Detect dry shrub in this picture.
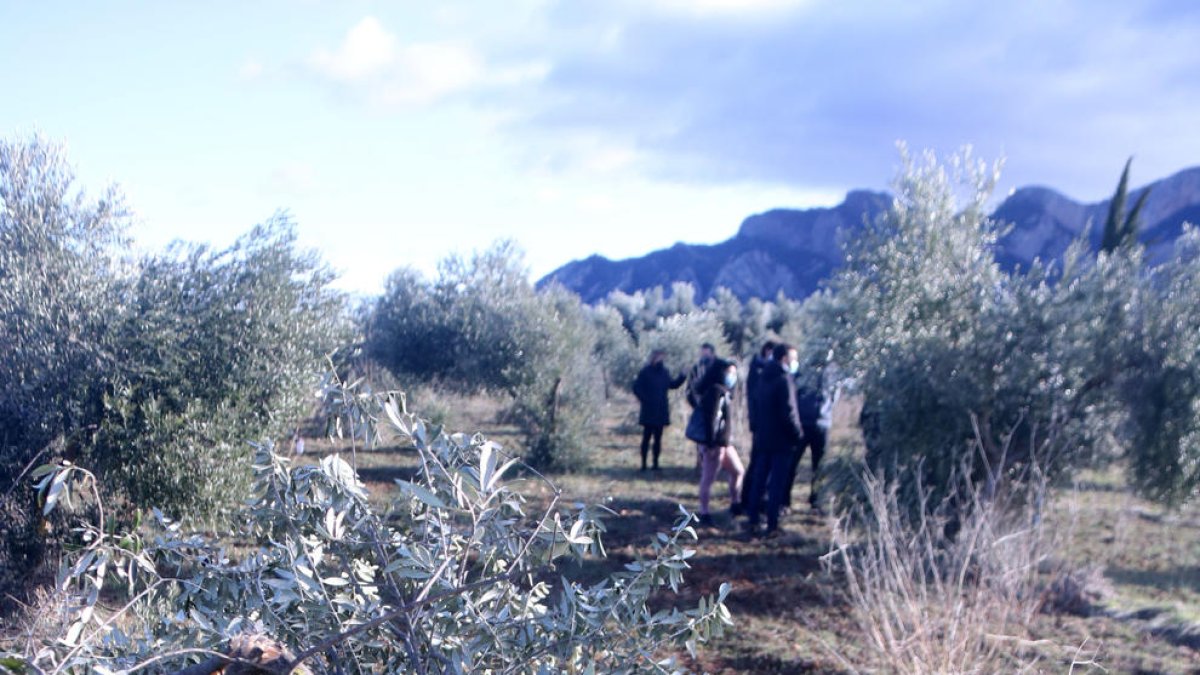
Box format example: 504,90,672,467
1037,561,1111,617
170,633,312,675
825,468,1059,674
2,586,74,657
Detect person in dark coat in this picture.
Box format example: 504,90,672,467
744,343,806,537
784,355,837,514
685,343,718,471
632,349,686,471
694,359,746,526
685,343,717,410
739,340,775,512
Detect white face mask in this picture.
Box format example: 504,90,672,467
787,360,800,375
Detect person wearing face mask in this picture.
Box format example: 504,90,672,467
694,359,745,527
784,351,839,515
632,349,687,471
744,343,806,538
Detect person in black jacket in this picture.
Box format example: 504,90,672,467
744,343,806,537
695,359,745,526
685,343,718,471
784,354,838,514
685,343,717,410
632,350,687,471
739,340,775,512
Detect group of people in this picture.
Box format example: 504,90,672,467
631,341,836,538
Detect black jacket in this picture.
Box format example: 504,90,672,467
633,362,686,427
756,361,805,454
746,354,770,433
699,383,734,447
796,370,824,426
685,357,714,409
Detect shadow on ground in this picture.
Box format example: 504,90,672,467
1106,564,1200,595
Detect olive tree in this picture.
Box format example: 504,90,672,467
818,147,1200,509
0,137,350,605
0,136,130,601
1122,225,1200,504
367,242,606,470
0,136,128,474
818,148,1014,499
9,380,731,674
589,304,641,399
91,219,350,521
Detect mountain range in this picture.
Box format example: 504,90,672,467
539,167,1200,302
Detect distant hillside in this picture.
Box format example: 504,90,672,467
539,167,1200,302
994,167,1200,269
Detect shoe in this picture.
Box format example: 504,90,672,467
651,465,662,471
779,506,791,518
729,503,744,517
640,466,647,472
697,513,716,527
763,526,786,540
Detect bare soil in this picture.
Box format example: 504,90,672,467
304,390,1200,674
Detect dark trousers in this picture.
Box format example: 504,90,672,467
746,448,796,531
640,425,664,468
784,424,827,507
740,434,766,510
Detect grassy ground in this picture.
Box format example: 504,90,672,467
306,389,1200,674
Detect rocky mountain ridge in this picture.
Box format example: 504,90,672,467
540,167,1200,302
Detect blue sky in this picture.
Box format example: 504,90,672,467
2,0,1198,293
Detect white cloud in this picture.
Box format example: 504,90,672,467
309,16,397,82
576,194,614,211
262,163,318,196
647,0,812,17
377,41,484,106
306,16,544,108
238,59,265,82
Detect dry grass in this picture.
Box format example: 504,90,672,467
35,389,1193,674
826,470,1066,674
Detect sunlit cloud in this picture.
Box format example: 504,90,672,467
309,16,398,82
237,58,265,82
262,162,318,196
307,16,546,108
647,0,813,18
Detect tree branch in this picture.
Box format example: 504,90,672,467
283,569,519,673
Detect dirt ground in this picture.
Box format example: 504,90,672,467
306,389,1200,674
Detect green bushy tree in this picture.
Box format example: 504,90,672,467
1122,226,1200,504
9,381,731,673
589,304,641,398
0,136,129,471
91,219,350,521
605,289,649,337
365,266,454,382
704,288,746,356
665,281,698,316
368,242,605,470
640,312,731,377
0,137,349,604
819,147,1200,509
820,147,1012,501
0,135,130,601
508,285,606,471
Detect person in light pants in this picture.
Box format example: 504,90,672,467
695,359,745,526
